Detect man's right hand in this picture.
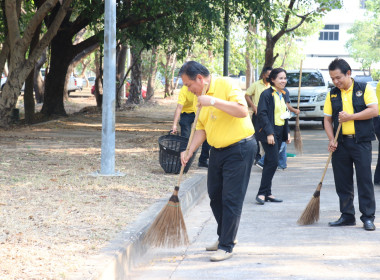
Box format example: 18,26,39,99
171,125,178,134
181,150,193,166
253,105,257,115
328,139,338,152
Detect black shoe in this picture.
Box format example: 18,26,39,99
363,220,376,231
265,196,283,202
374,182,380,187
328,217,356,227
256,195,265,205
198,161,208,168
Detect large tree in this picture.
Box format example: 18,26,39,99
0,0,72,127
345,0,380,75
259,0,341,69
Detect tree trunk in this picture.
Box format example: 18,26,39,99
34,50,47,103
116,44,127,108
169,53,177,95
264,32,278,69
127,45,142,104
94,50,103,107
164,52,171,98
24,23,43,124
41,31,74,116
146,46,158,101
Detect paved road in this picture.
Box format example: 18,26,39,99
131,124,380,280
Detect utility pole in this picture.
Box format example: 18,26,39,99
223,1,230,77
92,0,124,177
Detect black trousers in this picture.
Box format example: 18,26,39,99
373,116,380,183
257,125,283,197
208,136,256,252
331,137,376,222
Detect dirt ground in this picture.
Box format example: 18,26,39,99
0,89,198,279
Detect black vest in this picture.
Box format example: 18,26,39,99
330,81,375,142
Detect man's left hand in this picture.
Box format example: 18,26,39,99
339,111,352,122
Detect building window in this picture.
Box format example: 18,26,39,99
360,0,367,9
319,25,339,41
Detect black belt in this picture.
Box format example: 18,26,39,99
212,135,255,151
343,134,355,138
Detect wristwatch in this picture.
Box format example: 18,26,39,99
210,97,216,106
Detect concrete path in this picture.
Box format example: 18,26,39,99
130,124,380,280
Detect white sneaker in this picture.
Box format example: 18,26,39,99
210,249,233,262
205,239,238,251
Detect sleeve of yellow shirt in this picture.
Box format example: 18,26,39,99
323,92,332,116
177,86,187,105
227,81,248,106
246,83,255,96
364,84,378,106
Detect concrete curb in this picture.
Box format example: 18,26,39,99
75,172,207,280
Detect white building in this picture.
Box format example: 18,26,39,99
302,0,372,73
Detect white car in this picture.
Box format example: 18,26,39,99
287,69,332,125
1,73,6,90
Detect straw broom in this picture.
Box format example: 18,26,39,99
144,83,208,247
294,60,303,154
297,123,342,225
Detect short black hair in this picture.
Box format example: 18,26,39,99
262,66,273,74
269,68,287,86
328,58,351,75
178,61,210,80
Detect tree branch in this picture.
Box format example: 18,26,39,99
21,0,59,54
27,0,73,68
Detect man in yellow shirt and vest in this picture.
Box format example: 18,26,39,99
324,58,378,231
171,86,210,167
179,61,256,262
373,82,380,186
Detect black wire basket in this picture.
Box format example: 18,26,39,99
158,134,198,174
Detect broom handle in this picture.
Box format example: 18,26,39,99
318,122,342,190
176,83,209,189
296,60,303,110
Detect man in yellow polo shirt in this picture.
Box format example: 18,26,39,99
324,58,378,231
171,86,210,167
373,82,380,186
179,61,256,262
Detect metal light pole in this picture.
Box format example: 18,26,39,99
92,0,124,176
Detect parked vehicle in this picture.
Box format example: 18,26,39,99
91,81,147,99
125,81,147,99
229,75,247,90
354,75,373,83
161,77,183,89
88,76,96,86
287,69,332,125
1,73,6,90
367,81,378,89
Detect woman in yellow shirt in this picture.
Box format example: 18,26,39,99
255,68,291,205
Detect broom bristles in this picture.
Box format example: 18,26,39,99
297,183,322,225
144,191,189,248
297,196,320,225
294,117,303,154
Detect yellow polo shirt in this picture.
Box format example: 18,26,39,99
324,82,377,135
271,87,287,126
177,86,197,114
196,77,255,148
246,79,270,106
376,82,380,115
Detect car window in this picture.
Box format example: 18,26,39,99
287,72,325,87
